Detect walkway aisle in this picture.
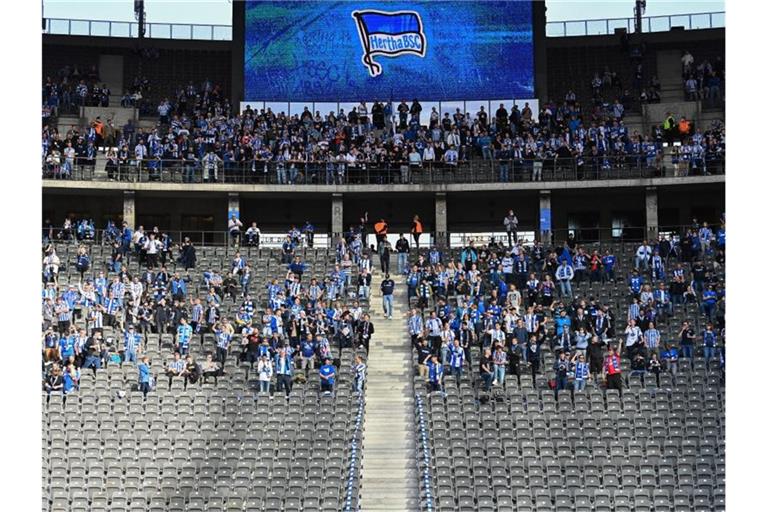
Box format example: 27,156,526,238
359,271,420,511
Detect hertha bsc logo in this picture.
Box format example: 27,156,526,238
352,10,427,77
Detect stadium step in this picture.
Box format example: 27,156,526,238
360,270,420,511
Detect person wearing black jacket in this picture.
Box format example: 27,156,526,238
527,336,541,387
458,322,474,367
396,234,410,275
508,337,522,386
178,238,196,271
357,314,374,352
416,338,432,380
182,355,201,390
587,336,604,377
222,273,239,302
154,299,170,347
379,240,392,274
553,351,571,400
571,307,592,333
479,348,494,391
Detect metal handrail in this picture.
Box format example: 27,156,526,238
43,17,232,41
41,155,725,185
42,225,704,249
546,11,725,37
42,11,724,41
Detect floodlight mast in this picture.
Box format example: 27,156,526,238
634,0,647,33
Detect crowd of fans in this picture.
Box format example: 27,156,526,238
42,64,111,120
41,89,726,182
399,215,724,398
42,218,377,402
681,51,725,105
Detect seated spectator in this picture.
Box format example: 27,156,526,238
318,358,336,394
181,355,201,390
257,354,273,393
201,354,220,386
164,351,185,390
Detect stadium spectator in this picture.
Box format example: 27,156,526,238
603,346,623,395
138,356,152,398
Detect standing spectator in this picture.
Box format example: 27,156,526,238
379,239,392,275
353,355,367,394
357,313,374,351
553,351,570,399
479,347,494,392
380,274,395,320
678,320,697,368
416,338,432,381
274,347,294,398
572,353,590,391
644,321,661,356
701,322,718,369
427,354,443,395
213,319,233,372
492,343,507,388
503,210,519,246
648,352,663,387
357,269,372,300
138,356,152,399
228,215,243,247
527,336,541,387
635,240,652,271
448,339,466,389
395,234,410,275
411,215,424,249
603,346,623,395
555,260,574,298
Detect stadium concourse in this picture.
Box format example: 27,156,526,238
41,218,725,511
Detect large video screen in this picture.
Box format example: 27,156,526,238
244,0,534,102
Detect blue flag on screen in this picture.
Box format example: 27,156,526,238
352,10,427,77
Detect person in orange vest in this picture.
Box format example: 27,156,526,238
678,117,691,137
411,215,424,249
373,218,388,250
602,346,623,396
92,117,105,151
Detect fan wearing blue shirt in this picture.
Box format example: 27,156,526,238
629,272,644,299
602,250,616,282
318,358,336,394
176,318,192,356
700,285,718,323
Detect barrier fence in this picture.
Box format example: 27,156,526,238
43,225,699,250
43,17,232,40
43,12,724,41
41,155,724,186
546,11,725,37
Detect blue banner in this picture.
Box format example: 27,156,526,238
244,1,534,101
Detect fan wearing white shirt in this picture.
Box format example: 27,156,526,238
634,241,652,271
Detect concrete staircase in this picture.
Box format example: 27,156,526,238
360,271,420,511
656,49,686,102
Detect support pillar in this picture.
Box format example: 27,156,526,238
332,193,344,243
435,193,448,248
123,191,135,230
227,193,240,246
539,190,551,243
227,193,240,223
645,187,659,241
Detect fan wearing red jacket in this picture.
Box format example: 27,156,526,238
603,346,623,395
